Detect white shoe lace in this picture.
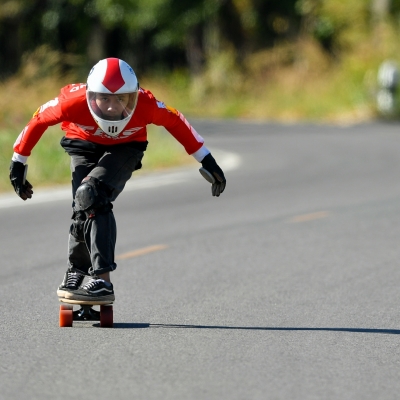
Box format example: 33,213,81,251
66,272,84,287
81,278,101,290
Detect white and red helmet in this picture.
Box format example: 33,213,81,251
86,58,139,137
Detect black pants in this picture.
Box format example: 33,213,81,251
62,139,146,277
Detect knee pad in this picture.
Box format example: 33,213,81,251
74,177,112,217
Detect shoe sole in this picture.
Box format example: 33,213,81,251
59,298,114,305
63,292,115,302
57,288,82,298
57,289,68,298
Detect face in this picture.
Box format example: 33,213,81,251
95,93,130,120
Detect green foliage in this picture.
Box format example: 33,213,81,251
2,0,399,80
0,0,306,77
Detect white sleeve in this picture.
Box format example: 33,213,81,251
12,152,28,164
191,145,210,162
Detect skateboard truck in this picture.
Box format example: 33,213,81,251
73,305,101,321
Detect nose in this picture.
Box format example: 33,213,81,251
107,97,121,111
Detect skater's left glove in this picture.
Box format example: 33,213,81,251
9,161,33,201
200,153,226,197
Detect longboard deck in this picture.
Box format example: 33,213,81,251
59,298,113,306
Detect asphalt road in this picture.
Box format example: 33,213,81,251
2,119,400,399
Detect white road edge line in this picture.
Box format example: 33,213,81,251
0,149,241,209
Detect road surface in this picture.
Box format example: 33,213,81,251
1,119,400,399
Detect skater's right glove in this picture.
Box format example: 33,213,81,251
200,153,226,197
9,161,33,201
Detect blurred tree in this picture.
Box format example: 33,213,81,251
2,0,392,81
295,0,371,55
372,0,391,19
0,0,42,78
0,0,93,79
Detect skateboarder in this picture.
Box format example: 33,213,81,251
9,57,226,302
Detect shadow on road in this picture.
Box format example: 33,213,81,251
112,323,400,334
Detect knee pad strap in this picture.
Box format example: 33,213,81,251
70,211,86,242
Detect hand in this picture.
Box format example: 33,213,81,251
200,153,226,197
9,161,33,200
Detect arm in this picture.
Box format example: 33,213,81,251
150,97,226,197
10,94,64,200
13,96,62,160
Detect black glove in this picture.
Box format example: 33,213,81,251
200,153,226,197
9,161,33,200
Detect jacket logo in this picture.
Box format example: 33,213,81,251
120,127,143,137
75,124,95,132
92,126,143,138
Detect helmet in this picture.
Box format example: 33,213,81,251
86,58,139,137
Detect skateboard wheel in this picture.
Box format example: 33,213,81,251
59,305,73,327
60,304,73,311
100,305,113,328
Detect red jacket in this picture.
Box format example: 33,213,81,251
13,83,207,159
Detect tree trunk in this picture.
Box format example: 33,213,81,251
185,24,204,76
86,21,107,66
371,0,391,19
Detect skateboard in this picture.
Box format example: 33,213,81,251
59,298,113,328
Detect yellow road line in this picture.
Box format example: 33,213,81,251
287,211,329,223
116,244,168,260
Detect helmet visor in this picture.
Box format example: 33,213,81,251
87,91,138,122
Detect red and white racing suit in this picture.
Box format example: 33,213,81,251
13,83,209,162
12,84,211,276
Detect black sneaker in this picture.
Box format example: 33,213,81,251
64,278,115,302
57,270,85,298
